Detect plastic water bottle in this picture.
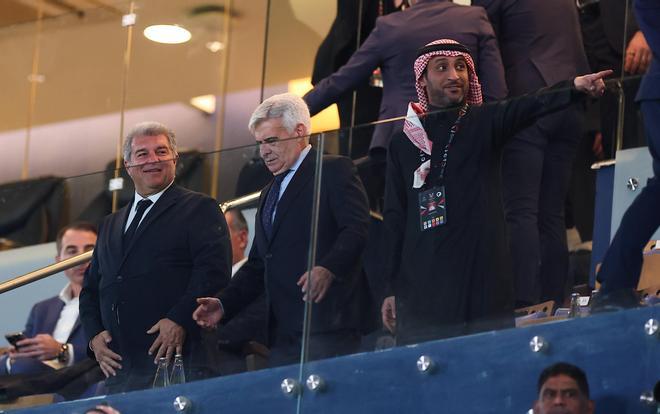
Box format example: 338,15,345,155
170,354,186,385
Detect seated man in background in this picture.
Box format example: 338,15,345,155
202,209,268,375
226,209,249,277
533,362,594,414
1,222,97,376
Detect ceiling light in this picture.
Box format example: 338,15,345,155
143,25,191,44
190,95,216,114
206,41,225,53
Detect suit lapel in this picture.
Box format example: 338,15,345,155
111,204,131,262
269,149,316,243
42,299,65,333
255,181,272,249
68,317,82,342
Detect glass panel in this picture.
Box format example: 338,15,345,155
1,140,301,408
0,4,127,249
0,18,36,184
299,71,654,410
1,0,657,410
578,0,646,157
23,4,128,184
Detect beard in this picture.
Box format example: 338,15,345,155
427,82,467,108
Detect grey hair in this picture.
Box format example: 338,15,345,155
248,93,311,136
123,121,178,161
226,209,248,233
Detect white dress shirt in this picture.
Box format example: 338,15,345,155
51,283,79,367
231,257,248,278
124,180,174,232
271,145,311,221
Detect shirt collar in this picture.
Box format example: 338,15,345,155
231,257,248,277
289,145,311,175
132,179,174,207
58,283,78,305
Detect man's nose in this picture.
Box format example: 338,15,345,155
144,152,162,164
552,394,567,405
447,66,459,79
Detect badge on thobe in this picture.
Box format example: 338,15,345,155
418,185,446,231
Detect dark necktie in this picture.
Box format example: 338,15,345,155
261,170,291,239
123,198,153,251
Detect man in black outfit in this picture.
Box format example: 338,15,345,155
80,122,232,392
578,0,651,155
472,0,591,307
194,93,370,366
381,39,610,345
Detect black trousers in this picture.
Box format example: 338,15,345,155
599,102,660,293
502,106,584,306
580,9,645,157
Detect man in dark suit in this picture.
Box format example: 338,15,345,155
79,122,231,392
578,0,651,156
1,222,97,376
194,93,370,366
303,0,507,154
597,0,660,296
472,0,591,306
311,0,382,159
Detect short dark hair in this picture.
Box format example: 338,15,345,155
56,222,98,253
537,362,590,398
226,209,248,233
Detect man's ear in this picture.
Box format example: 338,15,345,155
239,230,248,249
295,123,306,137
532,401,540,414
419,72,428,88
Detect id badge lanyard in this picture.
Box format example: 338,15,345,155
418,103,468,231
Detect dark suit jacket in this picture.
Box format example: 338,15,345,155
600,0,639,54
312,0,380,84
25,296,87,363
218,150,370,342
80,185,231,376
473,0,590,96
304,0,507,151
635,0,660,101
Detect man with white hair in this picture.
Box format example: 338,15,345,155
380,39,611,345
194,93,370,366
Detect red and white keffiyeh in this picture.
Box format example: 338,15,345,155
403,39,483,188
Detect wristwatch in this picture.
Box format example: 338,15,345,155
57,343,69,364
